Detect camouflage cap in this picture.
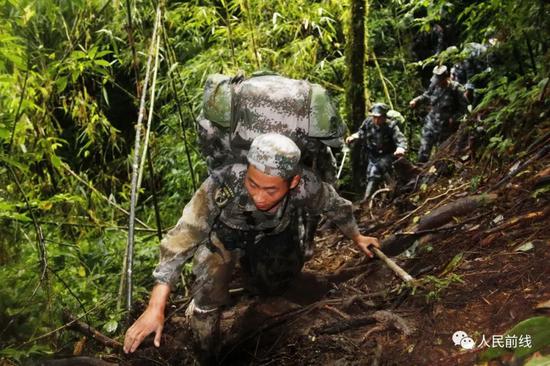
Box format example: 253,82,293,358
369,102,390,117
432,65,449,78
247,133,301,178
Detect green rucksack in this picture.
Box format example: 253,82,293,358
197,72,346,182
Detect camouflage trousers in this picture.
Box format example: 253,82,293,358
188,222,304,356
191,220,305,311
362,153,394,200
366,153,394,182
418,114,445,163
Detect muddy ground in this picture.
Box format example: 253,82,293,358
107,136,550,366
38,126,549,366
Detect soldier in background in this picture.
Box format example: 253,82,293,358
123,134,380,363
410,65,468,163
346,103,407,201
451,42,493,106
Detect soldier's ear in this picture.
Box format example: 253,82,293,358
289,175,301,189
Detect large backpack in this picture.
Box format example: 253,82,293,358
197,72,346,182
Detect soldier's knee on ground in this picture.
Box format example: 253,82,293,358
192,241,235,310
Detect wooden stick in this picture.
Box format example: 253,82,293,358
371,247,414,283
63,310,122,349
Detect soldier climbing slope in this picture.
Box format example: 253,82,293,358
197,72,346,259
123,133,380,363
346,103,408,201
409,65,468,163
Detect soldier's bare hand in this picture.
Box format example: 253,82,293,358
346,133,359,144
394,147,406,157
352,234,380,258
409,100,416,109
123,308,165,353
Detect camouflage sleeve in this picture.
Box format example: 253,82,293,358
357,120,368,140
413,91,430,105
152,176,221,289
391,121,408,151
298,170,359,238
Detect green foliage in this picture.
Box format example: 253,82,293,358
413,273,465,303
0,0,548,362
480,316,550,361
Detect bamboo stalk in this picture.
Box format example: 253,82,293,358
372,51,394,109
125,5,162,316
147,148,164,241
244,0,261,68
8,59,30,153
125,0,141,98
222,0,237,66
137,25,161,194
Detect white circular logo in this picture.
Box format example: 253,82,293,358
452,330,468,346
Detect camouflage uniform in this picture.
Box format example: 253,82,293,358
197,73,345,261
451,42,491,105
412,66,468,163
197,73,345,183
353,104,407,199
153,135,359,354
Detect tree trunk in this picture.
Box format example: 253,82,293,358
345,0,366,193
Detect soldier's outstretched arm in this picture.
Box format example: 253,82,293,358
124,283,170,353
391,122,408,154
124,175,222,353
299,171,380,255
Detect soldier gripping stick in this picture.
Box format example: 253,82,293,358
123,133,380,363
346,103,408,201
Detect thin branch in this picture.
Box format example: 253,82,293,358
61,163,152,230
63,310,123,349
5,164,47,285
19,302,104,347
8,58,30,153
394,183,469,225
160,15,197,190
125,4,162,316
372,51,393,109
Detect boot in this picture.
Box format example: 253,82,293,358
189,306,221,365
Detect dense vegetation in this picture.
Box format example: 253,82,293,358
0,0,547,362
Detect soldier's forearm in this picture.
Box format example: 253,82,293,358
147,283,171,313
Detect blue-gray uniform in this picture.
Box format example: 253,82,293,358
350,103,407,199
412,66,468,162
357,117,407,185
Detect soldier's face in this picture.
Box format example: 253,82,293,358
373,115,386,126
245,165,301,212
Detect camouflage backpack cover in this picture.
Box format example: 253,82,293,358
197,72,346,182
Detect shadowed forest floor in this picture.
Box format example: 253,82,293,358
113,130,549,366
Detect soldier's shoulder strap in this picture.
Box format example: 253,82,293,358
210,167,237,209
